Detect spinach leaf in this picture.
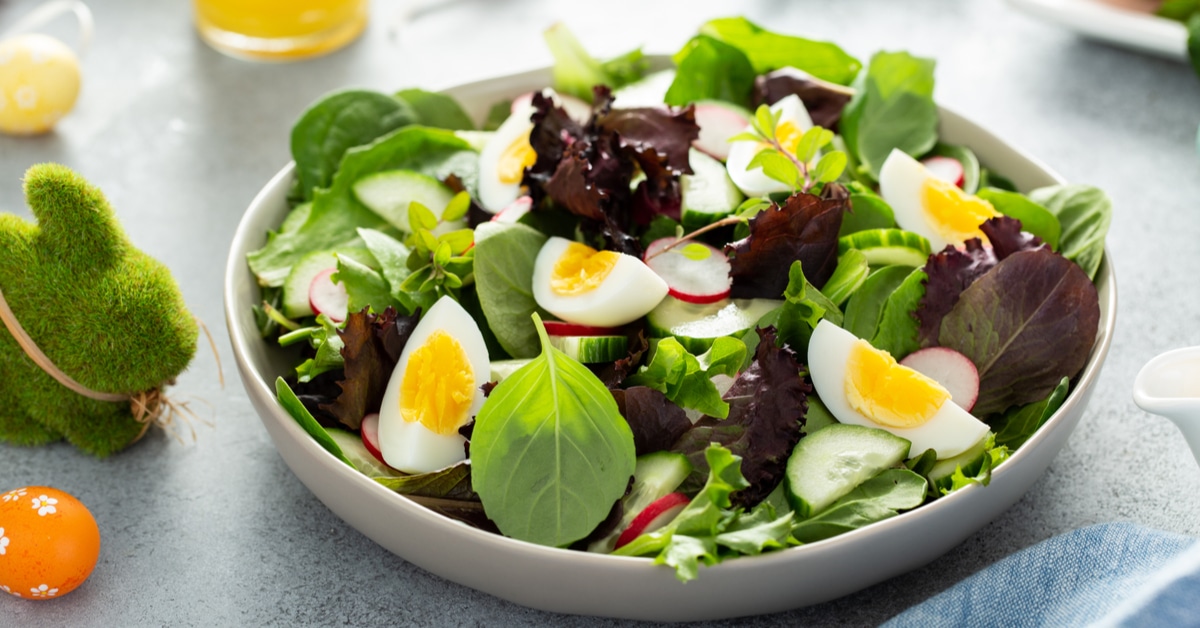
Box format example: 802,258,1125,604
843,265,914,341
470,316,636,547
1028,184,1112,280
373,462,475,499
821,249,870,307
840,51,938,181
870,267,926,359
990,377,1069,449
791,469,926,543
978,188,1061,251
665,35,757,108
697,17,861,86
472,221,549,358
394,89,474,131
841,188,897,236
624,337,746,419
249,127,476,287
275,377,351,465
939,249,1099,416
291,90,417,200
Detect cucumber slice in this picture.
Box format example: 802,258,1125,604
352,169,456,232
611,69,676,107
281,247,373,319
489,358,533,383
549,334,629,363
326,428,405,478
785,423,912,518
454,129,494,152
646,296,781,354
838,229,932,267
925,433,991,494
588,451,693,553
681,149,744,230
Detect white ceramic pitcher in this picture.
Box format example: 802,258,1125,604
1133,347,1200,463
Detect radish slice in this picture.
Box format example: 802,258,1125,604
309,267,349,323
361,413,385,464
543,320,620,337
693,103,750,162
921,156,965,188
491,196,532,223
510,90,591,125
899,347,980,411
643,237,732,305
615,492,691,549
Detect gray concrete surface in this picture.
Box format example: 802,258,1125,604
1,0,1198,625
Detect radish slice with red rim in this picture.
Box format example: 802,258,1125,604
309,267,349,323
899,347,980,412
542,320,620,337
361,413,385,464
921,155,965,188
615,492,691,549
643,237,732,305
693,102,750,162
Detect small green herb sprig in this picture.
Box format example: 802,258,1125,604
730,104,848,194
401,192,475,298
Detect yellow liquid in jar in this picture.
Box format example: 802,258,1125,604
194,0,368,61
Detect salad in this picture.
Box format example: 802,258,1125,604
246,17,1112,582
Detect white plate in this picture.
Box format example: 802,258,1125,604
223,61,1117,622
1007,0,1187,59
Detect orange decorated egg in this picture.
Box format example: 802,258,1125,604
0,486,100,600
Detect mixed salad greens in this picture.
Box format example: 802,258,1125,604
248,17,1112,582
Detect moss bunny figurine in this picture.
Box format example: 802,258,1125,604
0,164,197,456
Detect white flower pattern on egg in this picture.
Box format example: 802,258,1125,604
1,584,15,597
31,495,57,516
2,489,27,503
14,86,38,110
30,584,58,598
0,527,8,554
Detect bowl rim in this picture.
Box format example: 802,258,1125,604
222,62,1118,577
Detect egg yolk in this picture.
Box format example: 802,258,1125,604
497,132,537,185
550,242,620,296
920,178,999,245
774,120,805,155
844,339,951,428
399,330,475,435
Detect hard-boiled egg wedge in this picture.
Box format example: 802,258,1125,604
377,296,490,474
532,236,669,328
807,320,988,459
725,94,815,197
879,148,1000,252
477,100,540,212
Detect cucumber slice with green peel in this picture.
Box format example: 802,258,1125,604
925,433,992,494
326,428,405,478
681,148,744,230
549,334,629,363
281,247,373,319
588,451,693,554
352,169,456,232
785,423,912,518
646,296,781,354
838,229,932,267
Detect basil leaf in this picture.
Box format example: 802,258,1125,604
841,51,938,181
275,377,351,466
1028,184,1112,280
471,316,636,547
290,90,417,200
472,221,550,358
394,89,474,131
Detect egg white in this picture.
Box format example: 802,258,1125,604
477,102,538,212
879,148,995,252
532,236,669,328
725,95,815,198
807,320,989,459
377,296,491,473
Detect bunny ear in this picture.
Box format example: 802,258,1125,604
23,163,126,272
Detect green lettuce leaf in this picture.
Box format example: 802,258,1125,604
990,377,1070,450
471,221,550,358
696,17,861,85
665,35,757,107
977,188,1061,251
543,22,646,102
775,260,844,355
624,336,746,419
843,265,913,341
791,469,927,543
470,315,636,547
1028,184,1112,280
275,377,350,465
394,89,474,131
294,314,345,383
869,267,926,359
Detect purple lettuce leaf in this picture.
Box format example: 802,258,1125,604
937,248,1099,416
725,186,847,297
612,386,694,457
322,306,420,429
670,327,810,507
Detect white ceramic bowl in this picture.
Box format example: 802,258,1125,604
223,63,1117,622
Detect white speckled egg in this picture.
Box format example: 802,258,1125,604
0,34,81,136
